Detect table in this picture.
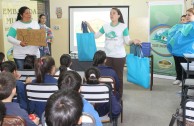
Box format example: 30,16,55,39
70,59,93,71
180,55,194,106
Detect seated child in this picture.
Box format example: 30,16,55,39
55,54,72,76
0,72,39,126
85,67,121,125
30,56,57,118
0,61,31,110
58,70,102,126
93,50,120,92
23,55,36,69
45,90,83,126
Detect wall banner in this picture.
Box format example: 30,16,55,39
149,1,184,76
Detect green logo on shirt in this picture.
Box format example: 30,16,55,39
105,31,117,38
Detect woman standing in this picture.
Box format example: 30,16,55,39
38,14,53,56
7,6,40,70
87,7,141,97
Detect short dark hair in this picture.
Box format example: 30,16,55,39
85,67,100,84
59,54,72,74
93,50,106,66
0,72,16,100
45,90,83,126
58,71,82,92
23,55,36,69
0,52,5,66
0,61,17,73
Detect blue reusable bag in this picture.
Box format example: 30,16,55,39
76,33,97,61
167,22,194,57
127,45,150,88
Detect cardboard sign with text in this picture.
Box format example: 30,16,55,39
17,29,46,46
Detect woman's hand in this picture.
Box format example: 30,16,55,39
20,41,28,47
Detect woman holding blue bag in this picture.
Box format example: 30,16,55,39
87,7,141,97
167,8,194,86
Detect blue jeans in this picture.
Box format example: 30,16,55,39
14,58,24,70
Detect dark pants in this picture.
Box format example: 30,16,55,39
14,58,24,70
173,56,187,80
106,57,125,97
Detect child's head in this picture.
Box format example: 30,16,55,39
23,55,36,69
180,15,187,23
0,52,5,66
58,71,82,92
34,56,55,83
186,8,194,22
59,54,72,73
45,90,83,126
0,72,16,100
93,50,106,66
85,67,100,84
0,61,20,78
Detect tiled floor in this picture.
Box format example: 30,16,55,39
105,71,181,126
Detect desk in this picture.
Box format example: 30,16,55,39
70,59,93,71
181,61,194,106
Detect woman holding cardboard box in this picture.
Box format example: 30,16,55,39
7,6,40,70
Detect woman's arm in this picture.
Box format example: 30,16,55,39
86,21,95,33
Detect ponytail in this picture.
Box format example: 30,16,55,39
112,7,124,23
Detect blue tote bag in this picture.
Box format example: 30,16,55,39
127,45,150,88
76,33,97,61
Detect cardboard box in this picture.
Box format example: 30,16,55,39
17,29,46,46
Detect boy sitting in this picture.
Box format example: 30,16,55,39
0,72,39,126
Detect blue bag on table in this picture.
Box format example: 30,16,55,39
127,45,150,88
76,33,97,61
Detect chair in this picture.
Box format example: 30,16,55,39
183,99,194,126
80,84,112,123
2,115,26,126
99,76,123,123
25,83,58,117
17,70,35,82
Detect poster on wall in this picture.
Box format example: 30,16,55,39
149,1,184,76
1,0,38,60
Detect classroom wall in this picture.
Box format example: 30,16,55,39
0,0,192,67
50,0,193,67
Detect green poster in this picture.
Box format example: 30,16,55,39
149,3,183,76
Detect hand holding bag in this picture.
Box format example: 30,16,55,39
126,45,150,88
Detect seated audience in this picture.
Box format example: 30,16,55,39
55,54,72,76
93,50,120,92
0,52,5,67
45,90,83,126
30,56,57,118
0,101,6,125
85,67,121,125
23,55,36,69
58,70,102,126
0,61,31,110
0,72,39,126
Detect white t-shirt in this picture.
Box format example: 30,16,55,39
7,20,40,59
95,22,131,58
